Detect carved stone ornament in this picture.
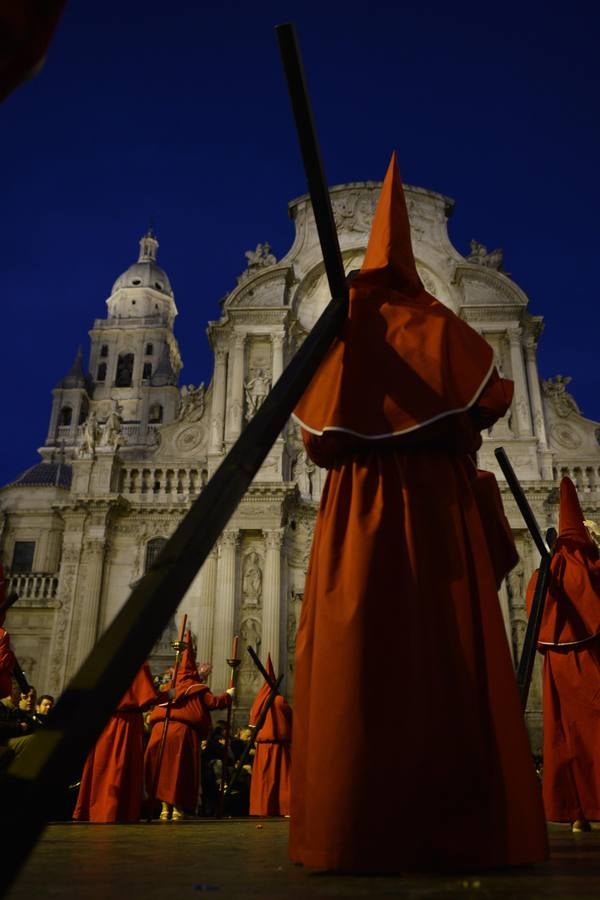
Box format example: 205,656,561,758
466,239,504,271
237,243,277,284
244,369,271,419
99,401,123,449
177,383,205,423
542,375,579,418
331,190,377,233
175,425,205,453
549,423,582,450
241,550,263,607
78,411,100,457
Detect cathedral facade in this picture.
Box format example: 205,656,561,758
2,181,600,745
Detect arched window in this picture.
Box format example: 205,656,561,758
100,344,109,358
145,537,167,572
149,403,163,424
145,343,153,356
97,362,107,382
59,406,72,426
142,362,152,380
115,353,134,387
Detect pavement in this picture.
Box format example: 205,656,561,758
4,820,600,899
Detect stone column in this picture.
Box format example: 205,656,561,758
74,538,106,668
261,529,283,673
271,334,285,385
225,334,246,443
524,338,548,448
507,328,533,437
194,547,218,665
208,349,228,454
211,530,239,690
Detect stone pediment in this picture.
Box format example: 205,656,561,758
284,181,455,269
543,375,600,459
224,264,292,310
453,264,529,308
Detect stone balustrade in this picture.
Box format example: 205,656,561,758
554,462,600,495
56,422,160,446
118,465,206,501
6,573,59,604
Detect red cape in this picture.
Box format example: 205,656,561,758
73,664,157,823
293,155,494,440
248,656,292,816
289,154,546,871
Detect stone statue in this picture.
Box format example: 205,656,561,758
467,239,503,270
542,375,579,418
506,560,524,607
244,369,271,418
237,243,277,284
99,402,123,448
294,447,316,499
245,242,276,268
242,551,263,606
240,616,261,658
78,411,100,456
178,383,205,422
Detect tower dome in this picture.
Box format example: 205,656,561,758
110,230,173,297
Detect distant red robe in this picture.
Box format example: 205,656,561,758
144,632,231,811
0,565,16,699
289,155,547,871
527,477,600,822
0,628,16,699
73,664,157,823
248,657,292,816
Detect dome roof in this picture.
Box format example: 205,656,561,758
8,462,72,489
111,230,173,297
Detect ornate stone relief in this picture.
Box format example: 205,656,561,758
241,550,263,608
244,369,271,420
466,240,504,271
177,383,205,423
237,243,277,284
549,423,582,450
542,375,579,418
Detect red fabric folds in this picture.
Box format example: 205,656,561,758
144,634,231,812
73,664,157,823
526,476,600,822
248,655,292,816
293,155,494,441
289,154,546,871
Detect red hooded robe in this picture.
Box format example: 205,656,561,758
144,630,231,812
0,564,16,699
73,663,158,823
248,655,292,816
526,476,600,822
289,154,547,871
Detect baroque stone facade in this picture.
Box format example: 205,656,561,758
2,185,600,744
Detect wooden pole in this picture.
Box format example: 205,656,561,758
217,634,239,817
494,447,554,707
0,22,349,887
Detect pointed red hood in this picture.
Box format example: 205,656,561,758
354,152,422,295
559,477,594,546
175,629,201,694
248,653,276,727
293,154,499,439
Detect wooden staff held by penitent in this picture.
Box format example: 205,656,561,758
147,613,188,820
217,634,240,817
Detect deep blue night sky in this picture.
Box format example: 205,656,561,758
1,1,599,485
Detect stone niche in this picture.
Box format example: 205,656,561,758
237,530,265,707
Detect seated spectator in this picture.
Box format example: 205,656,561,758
36,694,54,717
